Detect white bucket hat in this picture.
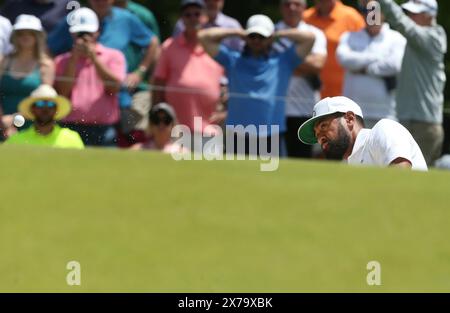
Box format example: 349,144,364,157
13,14,43,32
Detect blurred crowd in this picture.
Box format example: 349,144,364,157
0,0,447,167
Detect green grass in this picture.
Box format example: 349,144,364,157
1,145,450,292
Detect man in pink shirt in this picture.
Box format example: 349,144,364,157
153,0,224,151
54,7,126,146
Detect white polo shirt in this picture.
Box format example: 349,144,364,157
347,119,428,171
274,20,327,117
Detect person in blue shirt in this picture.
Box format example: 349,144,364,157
48,0,160,146
198,14,315,156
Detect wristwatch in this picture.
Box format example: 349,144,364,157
136,65,148,78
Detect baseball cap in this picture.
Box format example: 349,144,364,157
297,97,364,145
401,0,438,17
181,0,206,9
246,14,275,38
150,102,177,121
68,8,99,34
13,14,43,32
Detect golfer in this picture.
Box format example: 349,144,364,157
297,96,428,170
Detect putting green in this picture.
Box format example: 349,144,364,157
0,145,449,292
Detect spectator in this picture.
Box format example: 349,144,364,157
377,0,447,166
199,14,315,156
54,8,126,146
0,0,72,33
337,0,406,128
48,0,160,146
0,14,12,61
174,0,243,51
0,14,54,139
113,0,161,147
274,0,327,158
304,0,365,98
48,0,159,84
5,84,84,149
153,0,224,152
131,102,189,154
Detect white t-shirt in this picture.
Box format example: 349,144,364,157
0,15,12,56
347,119,428,171
274,21,327,117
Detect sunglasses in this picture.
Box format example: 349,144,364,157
150,115,173,126
33,100,57,108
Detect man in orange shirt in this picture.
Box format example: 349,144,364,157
304,0,365,98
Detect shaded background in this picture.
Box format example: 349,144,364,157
1,0,449,152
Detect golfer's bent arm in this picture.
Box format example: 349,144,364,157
390,157,412,169
198,28,246,58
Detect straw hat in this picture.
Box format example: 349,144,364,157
18,84,72,121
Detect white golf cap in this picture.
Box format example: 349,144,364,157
13,14,43,32
246,14,274,38
401,0,438,17
150,102,177,121
298,97,364,145
68,7,99,33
